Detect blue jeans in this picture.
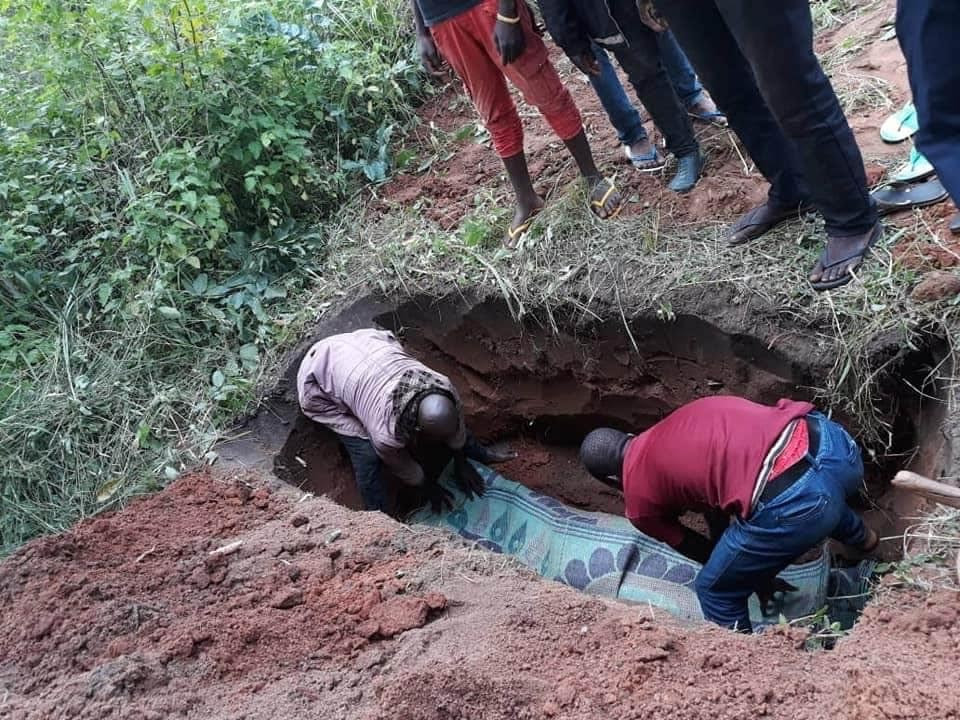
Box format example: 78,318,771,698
695,413,868,632
588,31,703,147
338,434,386,511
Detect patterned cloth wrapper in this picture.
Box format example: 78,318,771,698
411,462,872,628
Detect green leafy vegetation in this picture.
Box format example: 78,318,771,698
0,0,422,552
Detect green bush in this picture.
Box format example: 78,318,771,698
0,0,423,551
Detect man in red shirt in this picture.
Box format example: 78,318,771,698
579,396,879,631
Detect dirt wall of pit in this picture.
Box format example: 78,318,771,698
214,291,956,543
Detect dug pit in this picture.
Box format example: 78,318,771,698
225,292,952,628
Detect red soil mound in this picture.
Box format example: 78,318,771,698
1,470,958,719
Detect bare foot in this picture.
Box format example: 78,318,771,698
688,93,727,126
628,138,654,159
625,138,664,172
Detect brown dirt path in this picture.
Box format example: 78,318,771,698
1,470,958,720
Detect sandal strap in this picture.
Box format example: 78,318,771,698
508,218,533,240
819,227,879,270
591,180,617,209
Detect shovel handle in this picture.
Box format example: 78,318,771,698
892,471,960,509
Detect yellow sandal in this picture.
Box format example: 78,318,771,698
505,210,541,248
590,178,623,219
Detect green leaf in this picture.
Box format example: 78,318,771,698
185,255,201,269
244,175,257,192
97,283,112,306
157,306,181,319
191,273,209,295
212,370,225,388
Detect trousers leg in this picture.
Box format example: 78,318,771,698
657,30,703,107
715,0,876,235
337,435,386,511
897,0,960,204
606,13,697,158
588,43,649,146
654,0,809,207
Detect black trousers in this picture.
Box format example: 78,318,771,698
654,0,876,236
897,0,960,205
601,0,698,158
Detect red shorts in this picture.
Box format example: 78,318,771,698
430,0,583,158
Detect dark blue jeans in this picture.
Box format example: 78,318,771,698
338,434,386,511
897,0,960,205
589,31,703,147
695,413,868,632
654,0,877,235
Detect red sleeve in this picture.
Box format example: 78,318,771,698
629,514,685,548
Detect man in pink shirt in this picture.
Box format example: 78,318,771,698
297,329,511,511
579,396,878,631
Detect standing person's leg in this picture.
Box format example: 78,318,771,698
658,30,726,124
696,414,873,631
657,30,702,108
429,7,543,242
588,44,661,169
714,0,880,289
654,0,812,244
604,11,701,191
493,0,622,218
609,41,702,192
897,0,960,232
588,45,648,148
432,0,621,243
337,435,387,511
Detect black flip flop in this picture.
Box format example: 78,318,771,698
810,223,883,292
871,177,948,217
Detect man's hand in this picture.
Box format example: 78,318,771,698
493,19,526,65
571,52,601,77
417,33,445,76
483,445,517,464
453,452,486,498
755,576,798,615
426,481,455,512
638,0,668,32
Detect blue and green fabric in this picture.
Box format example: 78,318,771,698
411,462,872,628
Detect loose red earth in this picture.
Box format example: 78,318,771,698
3,4,960,719
1,470,958,719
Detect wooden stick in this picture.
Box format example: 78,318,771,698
892,471,960,510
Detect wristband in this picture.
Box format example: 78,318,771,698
496,12,520,24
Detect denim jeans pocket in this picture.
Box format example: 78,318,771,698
775,493,829,526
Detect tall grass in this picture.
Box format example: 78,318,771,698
0,0,422,552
